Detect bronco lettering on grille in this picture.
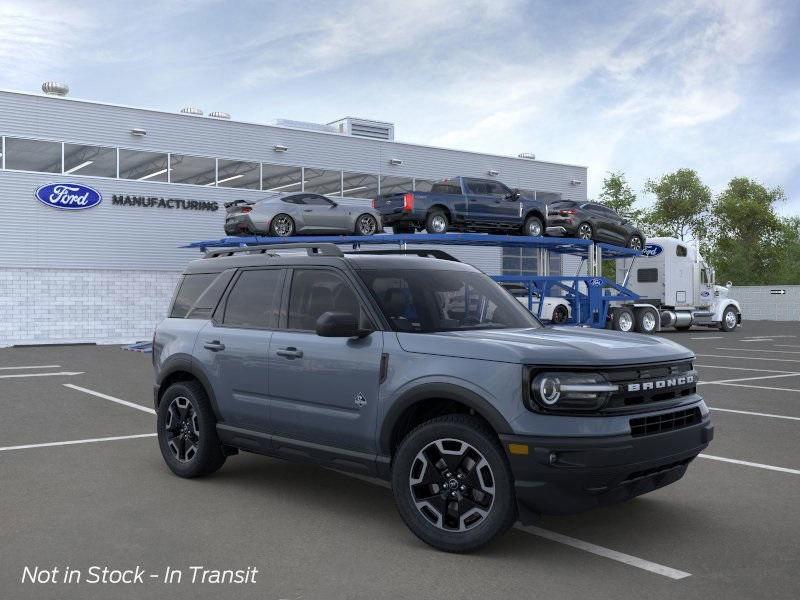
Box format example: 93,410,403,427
627,374,695,393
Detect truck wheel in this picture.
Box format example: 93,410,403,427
577,222,593,240
612,307,635,332
392,415,517,553
551,304,569,324
720,306,738,332
634,307,657,334
157,381,226,478
392,224,415,234
522,215,543,237
425,210,449,234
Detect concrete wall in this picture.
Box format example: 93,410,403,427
730,286,800,322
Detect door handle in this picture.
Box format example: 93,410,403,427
303,209,313,213
276,347,303,359
203,340,225,351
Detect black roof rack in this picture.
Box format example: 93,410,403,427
346,249,460,262
204,243,343,259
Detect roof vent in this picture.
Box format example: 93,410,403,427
208,111,231,119
180,106,203,116
42,82,69,96
328,117,395,141
518,152,536,160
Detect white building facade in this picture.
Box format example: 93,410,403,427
0,88,587,345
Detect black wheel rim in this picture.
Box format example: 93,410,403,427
164,396,200,463
273,216,293,236
358,215,376,235
578,224,592,239
553,306,567,323
409,438,495,532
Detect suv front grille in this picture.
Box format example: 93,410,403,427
603,361,697,411
629,407,701,437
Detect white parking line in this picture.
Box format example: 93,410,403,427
335,471,691,579
63,384,156,415
695,364,799,374
0,371,84,379
696,354,800,363
715,347,800,354
690,336,724,340
0,433,156,453
699,454,800,475
0,364,61,371
698,373,800,385
709,407,800,421
738,338,773,342
704,382,800,393
775,344,800,349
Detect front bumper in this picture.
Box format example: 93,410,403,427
500,417,713,516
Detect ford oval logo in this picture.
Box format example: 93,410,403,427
35,183,102,210
641,243,663,257
588,277,604,287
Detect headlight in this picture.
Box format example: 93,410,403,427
529,372,617,411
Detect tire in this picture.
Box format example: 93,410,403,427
627,235,644,251
551,304,569,324
576,222,593,240
612,307,635,332
720,306,738,332
392,415,517,553
157,381,226,478
392,224,415,234
634,307,657,334
425,209,449,234
355,213,379,236
522,215,543,237
269,214,295,237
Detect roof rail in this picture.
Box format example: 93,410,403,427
204,243,343,259
346,249,461,262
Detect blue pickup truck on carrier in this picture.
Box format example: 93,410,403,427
373,177,554,237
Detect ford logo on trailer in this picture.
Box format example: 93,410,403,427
588,277,604,287
641,243,663,257
35,183,102,210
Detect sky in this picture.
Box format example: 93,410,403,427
1,0,799,212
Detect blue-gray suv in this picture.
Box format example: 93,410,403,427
153,242,713,553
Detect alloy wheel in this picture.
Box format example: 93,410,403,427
272,215,293,237
578,223,593,240
358,215,377,235
618,311,633,332
526,220,542,236
164,396,200,463
725,310,737,329
430,215,447,233
629,236,643,250
409,438,495,532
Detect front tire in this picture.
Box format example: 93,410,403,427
425,209,449,234
720,306,738,332
392,415,516,553
355,213,379,236
157,381,226,478
522,215,543,237
269,214,295,237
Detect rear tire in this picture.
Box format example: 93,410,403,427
627,235,644,251
551,304,569,324
577,222,593,240
392,415,516,553
157,381,226,478
612,307,635,332
425,209,449,234
634,307,657,334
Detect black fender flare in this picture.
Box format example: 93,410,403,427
378,382,513,455
155,356,222,421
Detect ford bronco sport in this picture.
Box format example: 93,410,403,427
153,242,713,553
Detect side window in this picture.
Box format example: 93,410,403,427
287,269,368,331
465,179,490,195
487,181,511,197
701,269,709,284
637,268,659,283
170,273,218,318
676,245,688,257
222,269,282,329
282,195,305,205
304,194,334,206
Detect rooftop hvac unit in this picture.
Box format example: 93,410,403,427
328,117,395,141
269,119,338,134
518,152,536,160
180,106,203,116
208,111,231,119
42,82,69,96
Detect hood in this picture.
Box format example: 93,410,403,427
714,285,730,299
396,326,693,366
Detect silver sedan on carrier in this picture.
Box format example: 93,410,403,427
224,192,382,237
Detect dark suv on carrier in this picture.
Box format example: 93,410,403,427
153,242,712,552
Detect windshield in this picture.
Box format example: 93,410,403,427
358,269,542,333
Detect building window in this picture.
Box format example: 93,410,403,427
63,144,117,177
119,149,168,182
170,154,216,186
262,164,302,192
217,159,260,189
341,172,379,198
4,137,61,173
304,168,342,196
379,175,413,195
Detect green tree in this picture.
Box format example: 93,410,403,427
707,177,786,285
642,169,711,241
598,171,641,221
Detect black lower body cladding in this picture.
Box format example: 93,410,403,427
501,415,713,517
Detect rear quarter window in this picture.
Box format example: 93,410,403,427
170,271,233,319
431,181,462,194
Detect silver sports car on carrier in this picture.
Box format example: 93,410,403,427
224,192,383,237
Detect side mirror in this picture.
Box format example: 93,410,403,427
329,201,338,208
315,311,371,338
505,189,521,201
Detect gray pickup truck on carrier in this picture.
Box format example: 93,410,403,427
153,242,713,552
372,177,552,236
